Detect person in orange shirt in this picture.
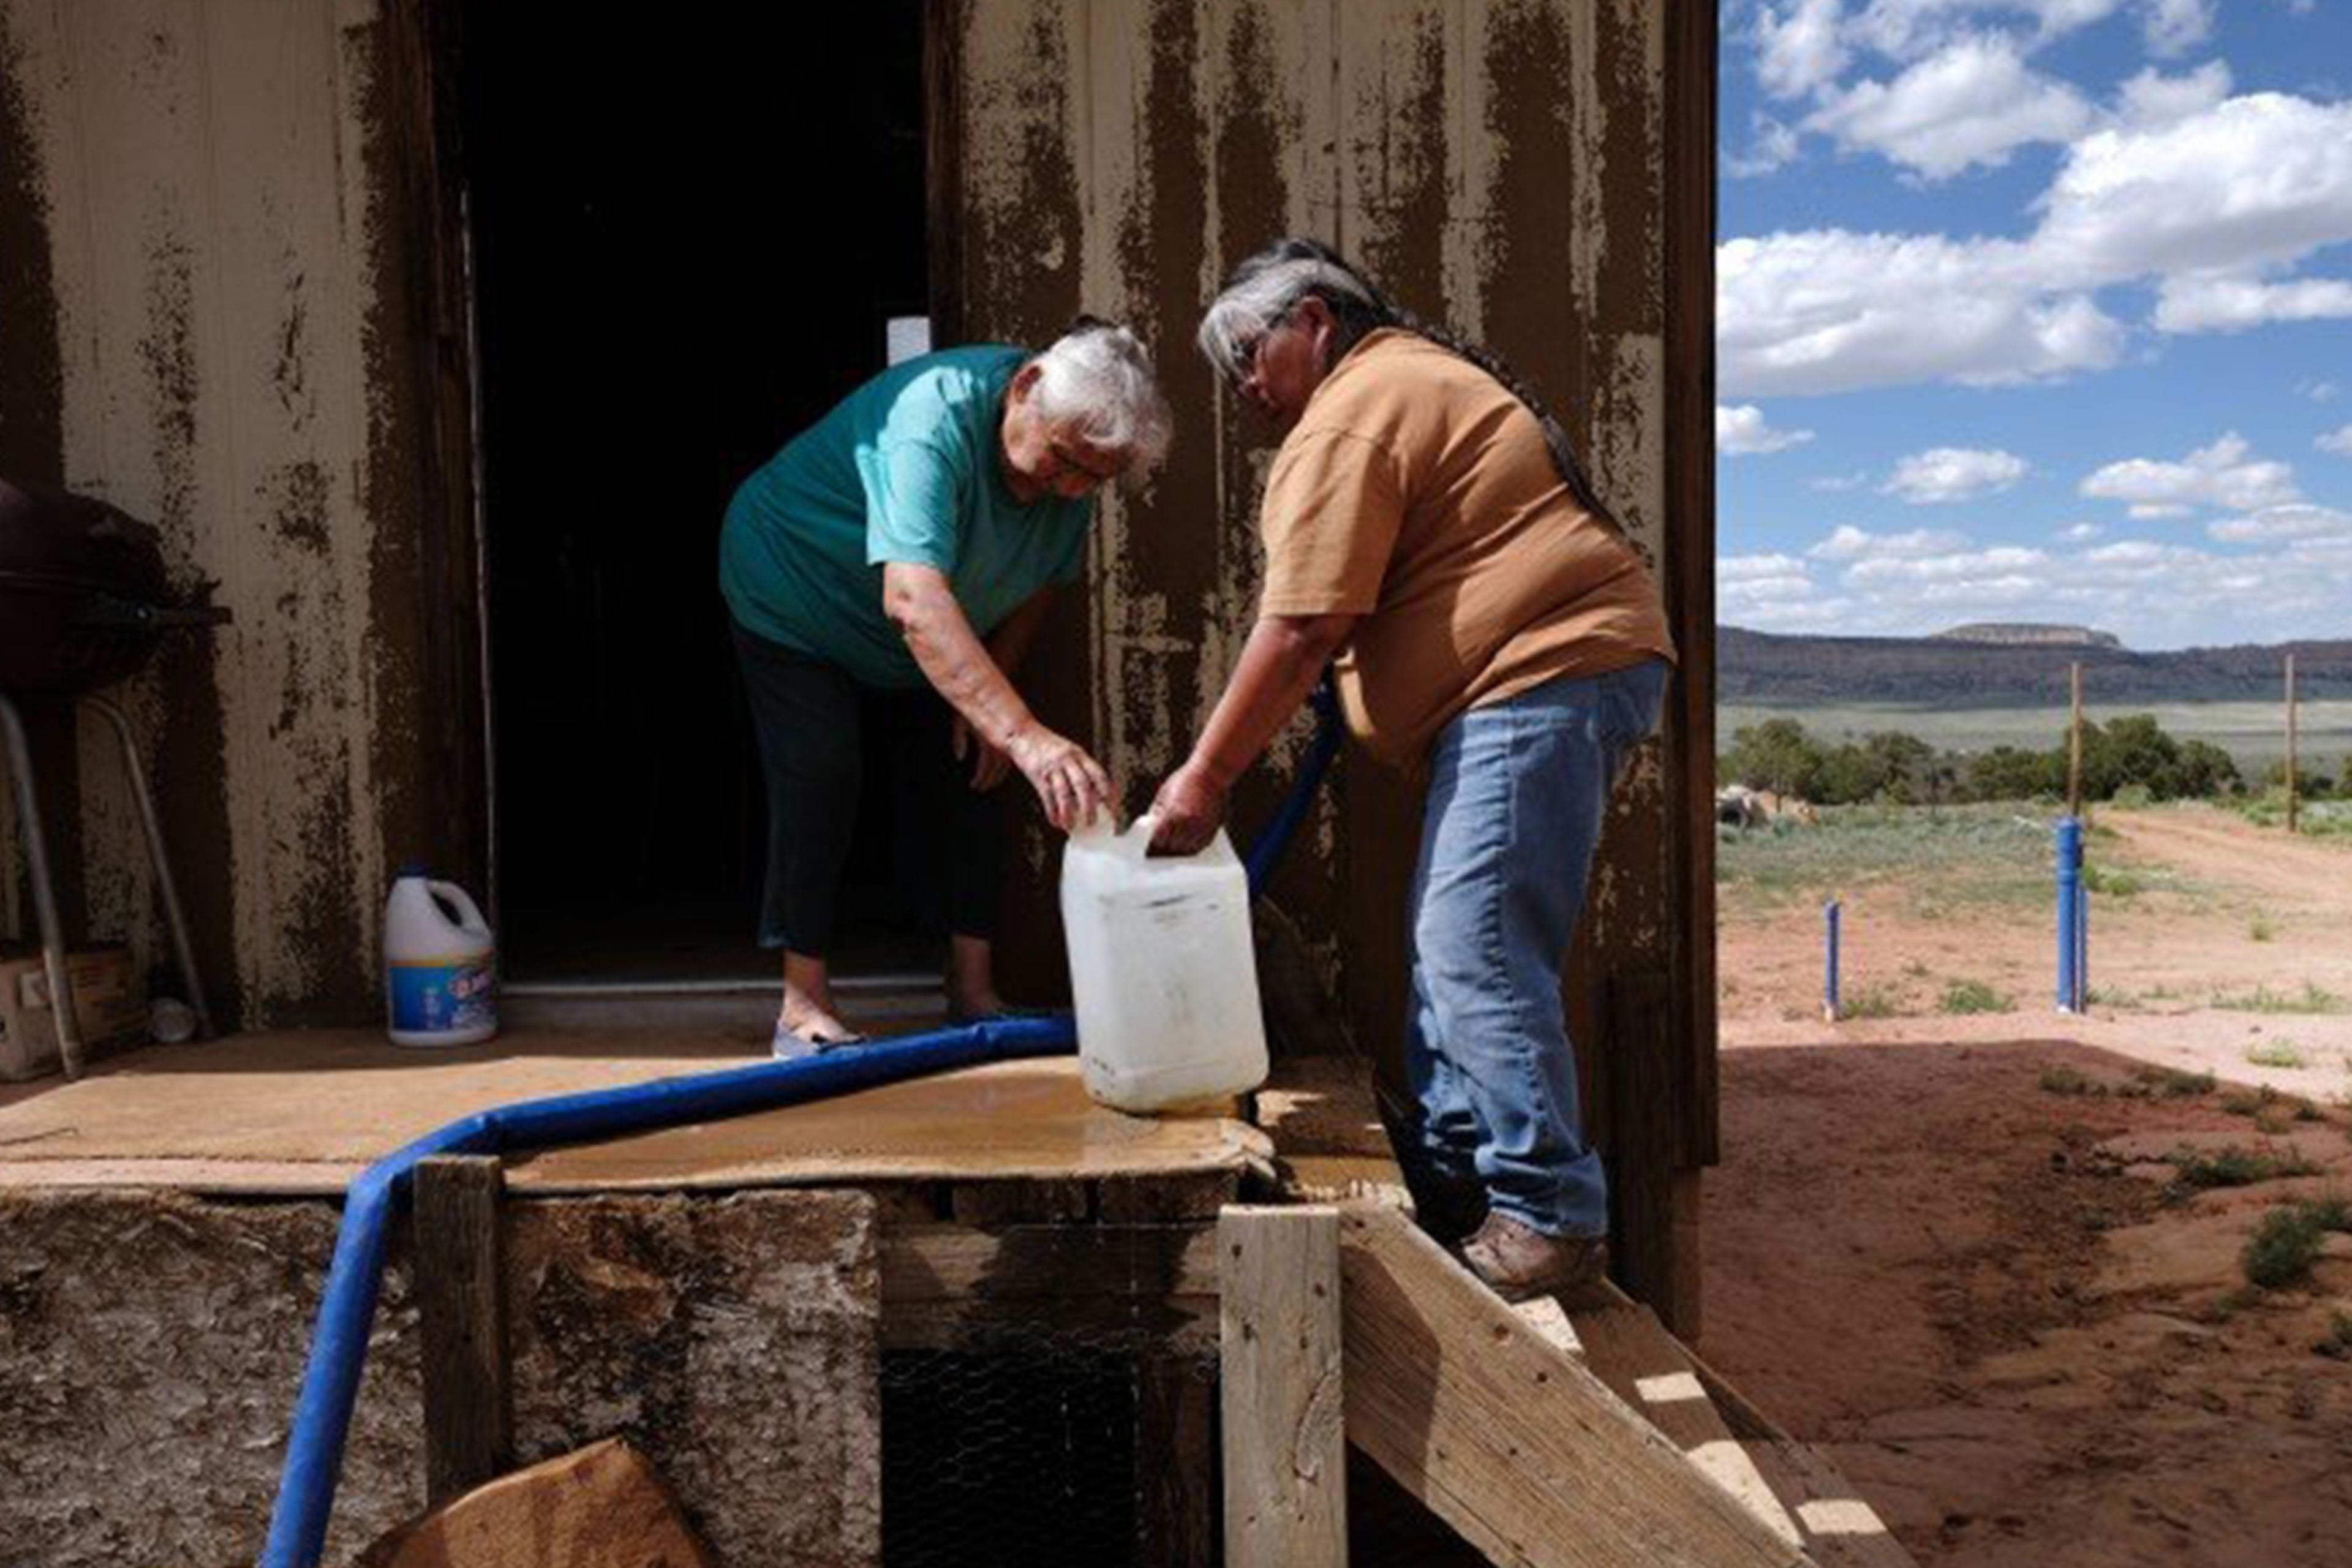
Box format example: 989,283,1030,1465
1149,238,1675,1298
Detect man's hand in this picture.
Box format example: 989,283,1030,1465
952,713,1014,791
1147,761,1229,856
1008,724,1113,831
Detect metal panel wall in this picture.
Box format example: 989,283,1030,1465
944,0,1714,1321
0,0,464,1026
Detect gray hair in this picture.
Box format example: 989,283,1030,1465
1027,318,1174,473
1196,250,1389,388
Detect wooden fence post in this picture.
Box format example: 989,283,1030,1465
415,1153,514,1504
1219,1205,1346,1567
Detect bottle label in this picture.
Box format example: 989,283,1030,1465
388,958,497,1035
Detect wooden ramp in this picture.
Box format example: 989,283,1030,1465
1252,1057,1915,1568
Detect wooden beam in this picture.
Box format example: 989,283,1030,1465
1221,1205,1348,1567
414,1153,513,1504
1338,1205,1810,1568
1137,1349,1220,1568
879,1221,1216,1303
1607,970,1697,1336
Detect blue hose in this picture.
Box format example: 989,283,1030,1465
1245,676,1343,895
260,690,1345,1567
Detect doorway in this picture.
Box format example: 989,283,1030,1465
459,6,937,982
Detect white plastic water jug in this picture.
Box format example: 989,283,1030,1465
383,870,498,1047
1058,814,1268,1113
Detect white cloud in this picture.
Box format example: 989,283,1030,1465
2301,380,2342,403
1757,0,1852,99
1883,446,2030,502
2206,503,2352,544
2033,94,2352,286
2319,424,2352,456
2079,432,2300,516
1848,1,2125,62
2153,271,2352,333
1810,470,1873,492
1719,230,2122,395
1724,519,2352,646
2056,521,2103,541
2115,62,2231,127
1717,404,1817,455
1806,34,2093,179
1810,522,1974,559
1722,87,2352,393
2139,0,2214,57
1726,113,1806,178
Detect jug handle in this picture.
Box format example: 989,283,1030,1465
1114,812,1163,860
427,881,492,938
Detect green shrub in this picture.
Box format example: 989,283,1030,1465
2040,1065,2105,1096
2247,1040,2312,1069
2242,1197,2352,1290
2171,1144,2321,1191
1940,978,2011,1014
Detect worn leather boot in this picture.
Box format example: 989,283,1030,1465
1460,1213,1609,1301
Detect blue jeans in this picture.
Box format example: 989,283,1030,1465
1403,658,1669,1238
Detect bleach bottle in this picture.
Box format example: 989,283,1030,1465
383,868,499,1047
1059,814,1268,1113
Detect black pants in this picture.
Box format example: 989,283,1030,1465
731,620,1000,956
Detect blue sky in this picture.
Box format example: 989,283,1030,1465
1717,0,2352,649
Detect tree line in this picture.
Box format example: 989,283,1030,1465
1720,714,2339,807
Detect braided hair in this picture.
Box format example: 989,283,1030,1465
1196,237,1620,530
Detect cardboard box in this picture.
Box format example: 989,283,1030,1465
0,946,150,1081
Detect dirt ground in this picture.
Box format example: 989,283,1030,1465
1702,805,2352,1567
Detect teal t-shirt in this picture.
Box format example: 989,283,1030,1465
718,345,1095,688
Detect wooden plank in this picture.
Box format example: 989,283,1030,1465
1254,1055,1414,1211
1221,1206,1347,1567
1137,1349,1220,1568
878,1221,1217,1302
414,1154,513,1504
1338,1204,1809,1568
1605,970,1696,1336
948,1176,1092,1225
1567,1290,1801,1552
1691,1363,1917,1568
1098,1168,1243,1223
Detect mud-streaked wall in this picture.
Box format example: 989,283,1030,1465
0,0,461,1027
944,0,1715,1210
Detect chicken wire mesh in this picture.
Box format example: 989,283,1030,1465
880,1319,1218,1567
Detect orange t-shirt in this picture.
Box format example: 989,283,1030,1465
1257,330,1676,766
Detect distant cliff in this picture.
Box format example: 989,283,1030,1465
1721,626,2352,706
1932,623,2124,650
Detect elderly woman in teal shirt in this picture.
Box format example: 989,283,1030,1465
721,320,1171,1055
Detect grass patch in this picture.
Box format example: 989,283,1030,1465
1940,978,2011,1015
2171,1144,2321,1192
2040,1065,2105,1096
2117,1066,2215,1100
2250,912,2278,943
1838,983,1904,1020
1717,802,2051,914
2231,795,2352,840
2318,1311,2352,1361
2242,1197,2352,1290
2221,1085,2326,1122
2082,862,2143,898
2247,1039,2312,1069
2211,982,2348,1016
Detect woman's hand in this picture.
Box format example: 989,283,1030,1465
1147,761,1229,856
1008,723,1113,831
952,714,1014,791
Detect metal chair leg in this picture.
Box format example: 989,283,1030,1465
0,691,86,1079
83,694,214,1040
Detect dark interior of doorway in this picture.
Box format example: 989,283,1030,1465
462,6,935,982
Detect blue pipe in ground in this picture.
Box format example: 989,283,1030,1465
2055,816,2084,1012
263,686,1346,1566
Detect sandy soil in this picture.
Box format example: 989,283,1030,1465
1702,806,2352,1567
